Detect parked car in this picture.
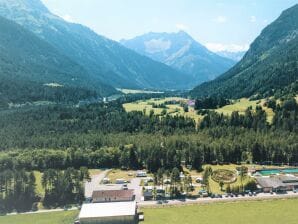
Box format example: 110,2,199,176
163,179,171,184
198,190,208,197
146,177,154,182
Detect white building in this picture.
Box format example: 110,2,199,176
79,201,138,224
136,170,147,177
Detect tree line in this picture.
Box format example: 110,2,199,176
0,167,89,214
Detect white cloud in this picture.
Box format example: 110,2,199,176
205,43,249,53
62,14,75,23
250,16,257,23
214,16,227,24
175,23,189,31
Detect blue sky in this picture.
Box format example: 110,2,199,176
42,0,298,52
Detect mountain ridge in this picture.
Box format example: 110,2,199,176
0,0,193,91
191,4,298,99
0,15,113,105
120,31,236,84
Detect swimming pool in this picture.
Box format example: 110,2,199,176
258,168,298,176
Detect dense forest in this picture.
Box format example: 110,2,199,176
0,97,297,168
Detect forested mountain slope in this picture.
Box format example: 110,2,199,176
0,16,113,107
121,31,235,84
0,0,192,90
191,4,298,98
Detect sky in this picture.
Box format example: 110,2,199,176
41,0,298,52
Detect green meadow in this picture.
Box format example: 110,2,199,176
143,199,298,224
1,199,297,224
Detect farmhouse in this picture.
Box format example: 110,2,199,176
256,175,298,193
79,201,138,224
92,189,135,203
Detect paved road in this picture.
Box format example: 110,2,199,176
128,178,142,202
139,191,298,207
5,190,298,216
84,169,111,198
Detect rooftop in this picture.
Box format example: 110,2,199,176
92,189,134,199
79,201,137,219
256,175,298,188
84,184,123,198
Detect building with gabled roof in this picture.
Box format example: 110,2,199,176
92,189,135,203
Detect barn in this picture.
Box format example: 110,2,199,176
78,201,138,224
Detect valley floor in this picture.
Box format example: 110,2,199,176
142,198,298,224
1,198,298,224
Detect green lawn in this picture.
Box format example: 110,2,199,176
143,199,298,224
2,199,297,224
0,210,79,224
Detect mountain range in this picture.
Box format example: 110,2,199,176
0,0,296,103
0,0,193,93
191,4,298,99
0,15,114,105
121,31,235,83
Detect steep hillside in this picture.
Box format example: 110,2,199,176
0,16,115,106
0,0,191,90
191,4,298,98
121,31,235,84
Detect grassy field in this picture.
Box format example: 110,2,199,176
123,97,202,123
3,199,297,224
106,169,136,183
215,98,274,122
88,169,103,176
0,210,79,224
123,97,274,124
143,199,298,224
